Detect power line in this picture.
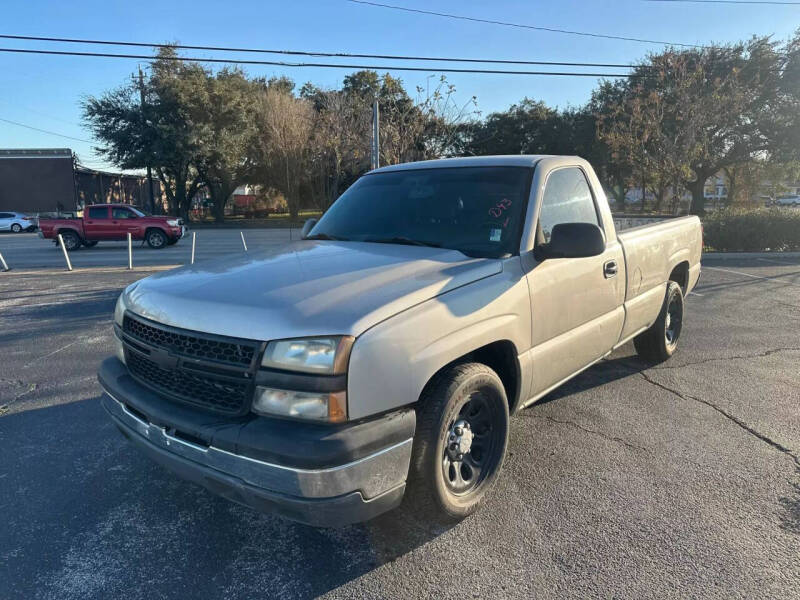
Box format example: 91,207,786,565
0,33,644,69
346,0,709,48
0,47,647,78
0,116,92,143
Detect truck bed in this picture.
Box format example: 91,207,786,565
615,215,702,343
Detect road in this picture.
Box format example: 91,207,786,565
0,229,296,270
1,254,798,599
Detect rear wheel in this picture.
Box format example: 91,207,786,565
10,223,22,233
634,281,684,363
405,363,509,524
146,229,167,249
59,230,82,251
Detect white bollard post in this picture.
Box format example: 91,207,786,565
57,234,73,271
240,231,248,252
0,249,9,272
127,233,133,270
191,231,196,265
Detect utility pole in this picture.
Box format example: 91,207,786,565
138,66,156,214
370,98,380,170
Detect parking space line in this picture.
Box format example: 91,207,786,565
22,339,81,368
704,266,800,288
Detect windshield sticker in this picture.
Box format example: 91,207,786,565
489,228,502,242
488,198,512,218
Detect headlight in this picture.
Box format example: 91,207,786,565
252,388,347,422
261,336,354,375
114,293,127,327
166,219,180,227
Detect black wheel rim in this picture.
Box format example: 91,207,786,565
665,293,682,346
441,391,503,497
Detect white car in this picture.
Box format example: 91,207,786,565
773,195,800,206
0,211,36,233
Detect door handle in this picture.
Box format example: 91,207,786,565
603,260,618,278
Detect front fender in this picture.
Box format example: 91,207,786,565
347,258,531,420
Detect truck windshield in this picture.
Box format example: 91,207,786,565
308,166,532,258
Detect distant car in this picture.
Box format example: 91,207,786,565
0,211,36,232
38,204,186,250
773,195,800,206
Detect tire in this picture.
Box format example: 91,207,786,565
404,362,510,524
166,238,178,246
10,223,22,233
634,281,684,363
83,240,98,248
146,229,167,249
59,230,82,251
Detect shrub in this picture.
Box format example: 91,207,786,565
702,208,800,252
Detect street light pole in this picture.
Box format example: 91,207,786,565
138,66,156,214
371,98,380,170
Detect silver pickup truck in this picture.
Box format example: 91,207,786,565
99,155,701,526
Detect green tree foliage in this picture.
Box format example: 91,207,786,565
84,30,800,221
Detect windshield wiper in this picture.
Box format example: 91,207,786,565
305,233,350,241
363,236,442,248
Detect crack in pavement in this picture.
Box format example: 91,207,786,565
652,347,800,371
639,371,800,468
528,414,648,452
0,383,37,415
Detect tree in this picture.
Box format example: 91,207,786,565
254,86,315,219
84,47,206,220
192,68,260,222
631,39,789,214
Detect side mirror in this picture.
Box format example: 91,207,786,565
301,218,318,239
537,222,605,259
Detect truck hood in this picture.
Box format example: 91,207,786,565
123,241,501,340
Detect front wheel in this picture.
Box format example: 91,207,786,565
59,231,82,251
405,363,509,524
146,229,167,249
634,281,684,363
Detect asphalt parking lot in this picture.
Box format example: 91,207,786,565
1,249,799,598
0,229,295,270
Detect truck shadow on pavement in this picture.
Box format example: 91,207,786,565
533,354,644,406
779,467,800,536
0,395,452,599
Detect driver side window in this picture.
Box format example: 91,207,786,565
112,208,134,219
538,168,600,243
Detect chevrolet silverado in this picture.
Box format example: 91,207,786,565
98,156,702,526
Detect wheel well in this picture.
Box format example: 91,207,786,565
145,226,166,237
57,228,81,239
427,340,521,413
669,261,690,295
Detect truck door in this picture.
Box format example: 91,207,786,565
525,165,625,398
84,206,112,240
111,206,139,240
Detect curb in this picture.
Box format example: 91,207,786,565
0,265,181,276
702,251,800,260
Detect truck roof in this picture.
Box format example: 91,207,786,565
370,155,557,174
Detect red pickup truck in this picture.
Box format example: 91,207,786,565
39,204,185,250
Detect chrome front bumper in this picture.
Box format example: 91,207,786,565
98,356,415,526
103,391,412,500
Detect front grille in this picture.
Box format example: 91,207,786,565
121,313,262,415
124,315,255,366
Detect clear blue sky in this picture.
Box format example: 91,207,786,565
1,0,798,170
